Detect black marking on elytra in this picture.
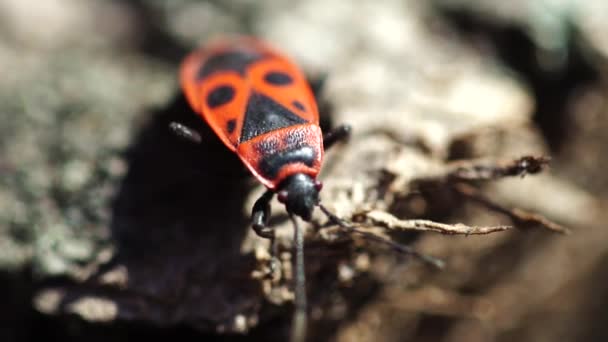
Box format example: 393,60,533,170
264,71,293,85
227,119,236,134
292,100,306,112
206,85,235,108
259,146,316,179
254,138,280,156
197,50,264,80
240,92,307,142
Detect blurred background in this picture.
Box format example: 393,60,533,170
0,0,607,341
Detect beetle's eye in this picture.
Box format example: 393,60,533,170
277,190,288,203
314,180,323,191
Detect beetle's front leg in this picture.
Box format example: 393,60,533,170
251,189,281,276
251,190,275,239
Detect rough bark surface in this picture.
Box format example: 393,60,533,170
1,1,606,341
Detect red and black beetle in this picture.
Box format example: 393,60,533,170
171,36,351,341
174,36,350,233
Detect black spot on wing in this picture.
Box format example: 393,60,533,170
206,85,235,108
240,92,307,142
264,71,293,85
197,50,264,80
258,146,316,179
292,100,306,112
227,119,236,133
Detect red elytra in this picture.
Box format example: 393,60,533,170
180,37,323,191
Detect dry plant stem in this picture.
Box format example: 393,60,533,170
447,155,551,181
362,210,512,235
452,182,571,234
413,155,569,233
318,204,445,269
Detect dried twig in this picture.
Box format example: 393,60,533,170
360,210,512,235
452,182,571,234
446,155,551,181
319,205,445,269
408,155,569,234
318,206,514,270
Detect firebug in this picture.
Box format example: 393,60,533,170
172,36,351,342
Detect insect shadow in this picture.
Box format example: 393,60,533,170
106,93,263,331
37,70,374,342
77,75,341,338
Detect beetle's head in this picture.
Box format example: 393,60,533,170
277,173,322,221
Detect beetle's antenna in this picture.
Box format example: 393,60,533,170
318,204,445,269
289,214,307,342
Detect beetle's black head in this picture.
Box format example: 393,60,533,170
277,173,323,221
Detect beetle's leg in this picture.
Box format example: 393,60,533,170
323,124,352,150
309,73,328,100
252,190,281,276
169,122,202,144
252,190,275,239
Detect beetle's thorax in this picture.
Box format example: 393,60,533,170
236,123,324,189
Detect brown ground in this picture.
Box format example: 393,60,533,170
1,1,607,341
